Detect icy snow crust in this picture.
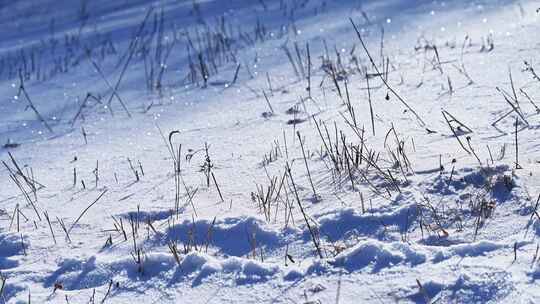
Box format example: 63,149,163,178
1,0,540,303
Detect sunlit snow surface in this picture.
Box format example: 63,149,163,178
0,0,540,303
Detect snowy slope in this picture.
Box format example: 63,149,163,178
1,0,540,303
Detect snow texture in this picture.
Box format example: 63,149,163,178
1,0,540,303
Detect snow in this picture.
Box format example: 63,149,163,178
1,0,540,303
330,239,427,272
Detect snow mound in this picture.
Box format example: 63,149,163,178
432,240,505,262
330,240,426,272
316,202,418,242
165,216,290,257
0,233,24,269
179,252,280,286
424,165,516,203
45,250,282,293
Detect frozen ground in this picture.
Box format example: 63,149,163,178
1,0,540,303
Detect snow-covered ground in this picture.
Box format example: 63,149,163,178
1,0,540,303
